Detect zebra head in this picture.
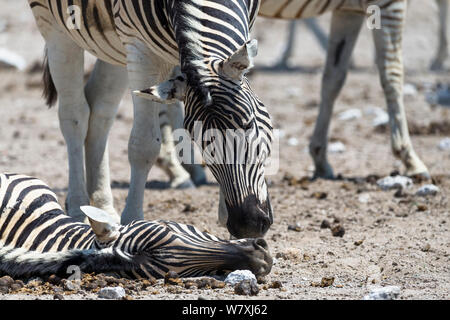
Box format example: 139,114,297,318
81,206,272,278
134,40,274,239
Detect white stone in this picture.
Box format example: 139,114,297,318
365,106,389,127
403,83,418,96
328,141,346,154
0,48,26,71
224,270,257,286
363,286,401,300
358,193,371,204
416,184,440,197
438,138,450,151
377,176,413,191
287,137,299,146
98,287,126,300
338,109,362,121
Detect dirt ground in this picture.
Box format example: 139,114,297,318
0,1,449,300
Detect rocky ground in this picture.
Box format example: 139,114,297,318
0,0,449,300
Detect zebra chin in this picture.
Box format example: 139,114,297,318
225,195,273,239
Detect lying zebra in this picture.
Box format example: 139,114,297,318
0,173,272,279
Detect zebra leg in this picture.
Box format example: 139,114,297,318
372,3,430,178
84,60,128,222
166,101,208,186
309,11,364,179
45,36,90,221
120,41,169,224
273,20,297,69
156,104,195,189
431,0,449,70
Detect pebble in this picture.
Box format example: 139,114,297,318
338,108,362,121
438,138,450,151
320,220,331,229
358,193,370,204
328,141,346,154
403,83,418,96
416,184,440,197
287,137,299,146
331,224,345,237
62,279,81,292
225,270,257,286
53,293,65,300
363,286,401,300
376,176,413,191
365,106,389,127
0,48,27,71
98,286,126,300
0,276,14,287
234,280,259,296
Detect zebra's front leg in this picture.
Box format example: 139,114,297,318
431,0,448,71
156,104,195,189
121,42,168,225
309,11,364,179
46,38,90,221
84,60,128,222
372,4,429,178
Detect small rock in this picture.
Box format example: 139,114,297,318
328,141,346,154
234,280,259,296
331,224,345,237
438,138,450,151
9,283,23,292
0,276,14,287
421,243,431,252
287,137,299,146
377,176,413,191
354,240,364,246
0,286,9,294
269,281,283,289
416,184,440,197
47,275,62,286
98,287,126,300
321,277,335,287
365,106,389,127
403,83,418,97
417,204,428,212
320,220,331,229
225,270,257,286
53,293,65,300
287,223,302,232
0,48,27,71
363,286,401,300
276,248,301,261
338,109,362,121
358,193,370,203
62,279,81,292
311,191,327,200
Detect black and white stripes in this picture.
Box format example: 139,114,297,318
0,173,272,279
28,0,275,238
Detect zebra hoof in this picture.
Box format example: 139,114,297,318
174,179,196,190
409,172,432,184
193,177,208,186
312,165,335,180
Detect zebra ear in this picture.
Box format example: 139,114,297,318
133,67,187,104
80,206,120,243
220,39,258,81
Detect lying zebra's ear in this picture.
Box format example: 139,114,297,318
133,66,187,104
80,206,120,243
220,39,258,81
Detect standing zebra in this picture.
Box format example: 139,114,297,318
29,0,274,239
267,0,449,71
257,0,430,179
0,173,272,279
159,0,430,186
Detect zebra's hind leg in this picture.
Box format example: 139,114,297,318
309,11,364,179
431,0,449,71
372,2,429,178
156,104,195,189
84,60,128,222
45,35,90,221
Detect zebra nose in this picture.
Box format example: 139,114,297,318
253,238,268,251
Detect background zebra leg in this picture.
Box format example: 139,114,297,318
84,60,128,222
156,104,195,189
309,11,364,179
121,41,169,225
373,5,430,178
46,36,90,221
166,101,208,186
431,0,449,70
